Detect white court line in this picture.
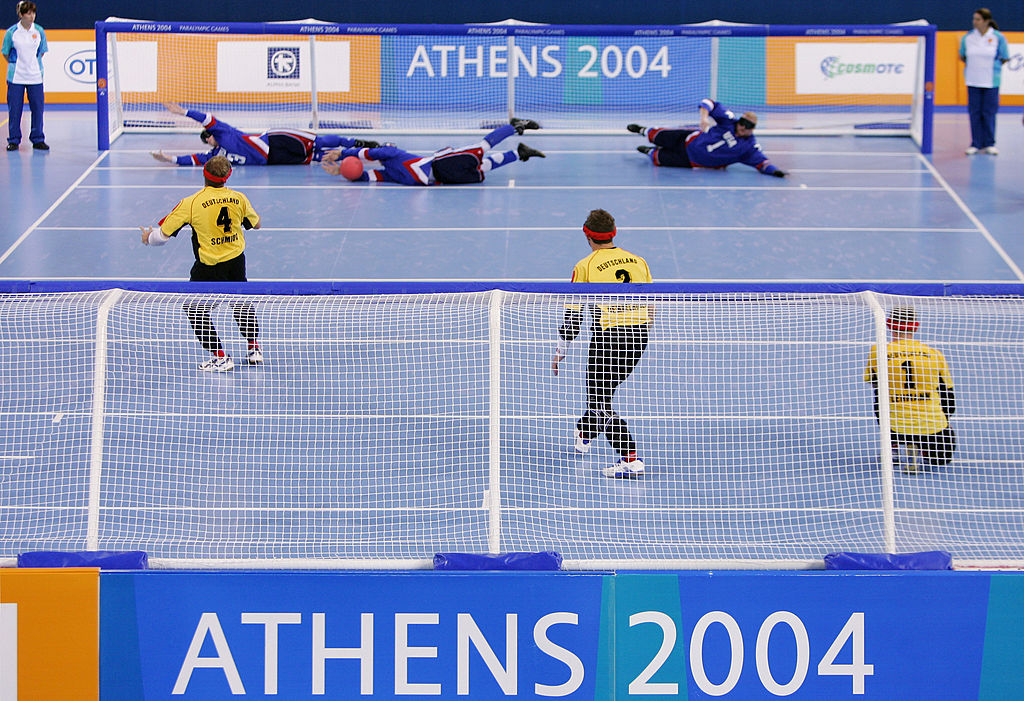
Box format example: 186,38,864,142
35,225,979,233
0,151,110,268
916,152,1024,281
76,183,945,192
789,169,928,174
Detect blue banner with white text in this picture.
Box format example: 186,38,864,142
100,571,1024,699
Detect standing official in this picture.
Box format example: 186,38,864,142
552,209,652,478
3,1,48,151
959,8,1009,155
140,156,263,372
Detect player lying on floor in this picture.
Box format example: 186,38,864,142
150,102,380,166
321,119,544,185
628,99,786,177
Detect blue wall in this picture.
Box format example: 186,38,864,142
43,1,1024,32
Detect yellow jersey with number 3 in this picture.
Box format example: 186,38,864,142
570,247,652,329
864,338,954,434
158,185,260,265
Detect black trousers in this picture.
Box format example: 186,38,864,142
893,427,957,467
650,128,695,168
431,151,485,184
184,254,259,353
577,324,649,456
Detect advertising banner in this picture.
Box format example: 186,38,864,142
1001,44,1024,96
795,42,918,95
100,570,1024,699
0,567,99,700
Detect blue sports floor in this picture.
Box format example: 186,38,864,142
2,109,1023,282
1,109,1023,565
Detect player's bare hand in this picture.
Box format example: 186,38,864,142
552,349,565,375
321,161,342,176
139,226,153,245
162,102,186,115
321,150,341,164
151,151,174,164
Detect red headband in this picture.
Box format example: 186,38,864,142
886,318,919,332
584,225,616,241
203,163,231,184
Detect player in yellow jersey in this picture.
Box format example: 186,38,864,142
864,306,957,473
139,156,263,372
551,209,652,478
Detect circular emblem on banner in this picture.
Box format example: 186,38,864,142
270,49,298,77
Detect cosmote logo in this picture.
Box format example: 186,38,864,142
63,49,97,84
820,55,904,78
267,47,300,79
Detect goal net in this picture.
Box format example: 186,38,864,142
95,19,935,151
0,286,1021,570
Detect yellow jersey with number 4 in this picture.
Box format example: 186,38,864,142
864,338,954,435
570,247,652,329
158,185,260,265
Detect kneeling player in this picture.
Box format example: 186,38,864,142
864,306,957,473
321,119,544,185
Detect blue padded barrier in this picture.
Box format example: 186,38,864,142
18,550,149,570
825,551,953,571
433,552,563,571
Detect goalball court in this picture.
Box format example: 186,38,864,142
0,21,1023,571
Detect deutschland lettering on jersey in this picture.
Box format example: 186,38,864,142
570,246,653,329
158,185,260,266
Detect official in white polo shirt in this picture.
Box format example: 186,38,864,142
959,7,1009,156
2,1,48,151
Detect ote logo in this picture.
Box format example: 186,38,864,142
267,47,300,79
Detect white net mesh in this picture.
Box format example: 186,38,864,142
1,289,1019,568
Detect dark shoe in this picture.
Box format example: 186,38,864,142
32,142,49,151
517,143,545,161
353,139,379,148
6,143,17,151
637,145,653,155
627,124,644,134
510,118,540,135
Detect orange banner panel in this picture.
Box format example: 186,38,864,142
0,568,99,700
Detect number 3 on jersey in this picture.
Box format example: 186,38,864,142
216,206,232,233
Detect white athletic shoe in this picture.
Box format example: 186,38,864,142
198,355,234,372
602,458,645,479
574,429,591,454
247,346,264,364
965,146,978,155
984,146,999,155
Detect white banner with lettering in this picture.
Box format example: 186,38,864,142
795,42,918,95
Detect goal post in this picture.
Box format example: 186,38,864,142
95,19,935,152
0,282,1021,571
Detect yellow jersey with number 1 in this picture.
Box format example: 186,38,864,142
158,185,260,265
864,338,954,435
570,247,652,329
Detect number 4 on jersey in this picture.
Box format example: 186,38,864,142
216,206,232,233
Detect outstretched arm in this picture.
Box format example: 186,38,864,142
162,101,187,116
